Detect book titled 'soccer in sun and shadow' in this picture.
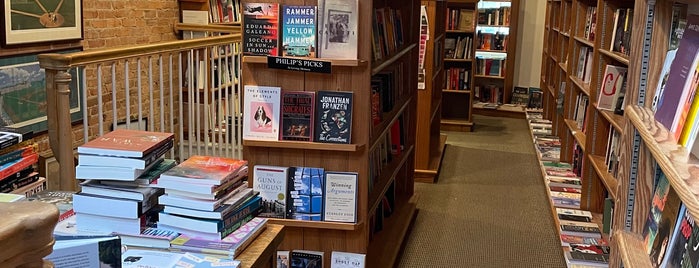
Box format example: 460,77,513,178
315,91,352,144
243,3,280,56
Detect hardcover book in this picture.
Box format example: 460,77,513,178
291,250,324,268
556,208,593,222
655,14,699,131
317,0,358,59
643,171,673,253
253,165,289,218
315,91,353,144
243,85,282,141
662,204,690,268
559,220,602,238
281,91,315,141
330,251,365,268
169,217,268,258
287,167,324,221
77,139,174,169
77,129,174,158
282,5,317,57
243,3,280,56
324,172,358,223
158,155,247,186
117,227,179,249
47,235,122,268
596,65,627,111
560,234,608,247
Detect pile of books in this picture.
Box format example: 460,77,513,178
156,155,261,241
73,129,175,235
0,127,43,197
557,208,609,267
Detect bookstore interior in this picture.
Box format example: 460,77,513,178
1,0,699,267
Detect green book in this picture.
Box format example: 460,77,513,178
602,197,614,234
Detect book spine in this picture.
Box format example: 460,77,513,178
0,169,37,193
221,196,263,228
219,208,261,239
14,177,46,197
142,139,174,167
0,153,38,182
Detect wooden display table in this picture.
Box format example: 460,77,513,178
237,224,285,268
0,202,59,268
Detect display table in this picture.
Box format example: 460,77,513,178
237,224,285,268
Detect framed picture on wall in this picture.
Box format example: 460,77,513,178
2,0,83,45
0,48,84,134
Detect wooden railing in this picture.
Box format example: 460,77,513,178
39,30,242,190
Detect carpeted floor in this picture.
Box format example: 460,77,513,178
397,115,567,268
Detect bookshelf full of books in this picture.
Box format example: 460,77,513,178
542,0,699,267
471,0,519,115
440,0,477,131
239,0,419,267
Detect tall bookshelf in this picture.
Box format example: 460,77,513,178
240,0,419,267
471,0,520,118
416,0,448,182
542,0,699,267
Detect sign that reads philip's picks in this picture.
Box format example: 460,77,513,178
267,56,331,73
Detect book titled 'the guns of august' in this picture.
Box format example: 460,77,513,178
281,91,315,141
315,91,353,144
282,5,317,57
243,3,280,56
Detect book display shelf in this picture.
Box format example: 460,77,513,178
471,0,521,118
240,0,419,267
415,0,448,183
542,0,699,267
440,0,477,132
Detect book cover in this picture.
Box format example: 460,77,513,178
560,234,608,247
243,3,280,56
597,65,627,111
26,190,74,222
644,172,672,253
282,5,317,57
278,250,291,268
122,249,241,268
253,165,289,218
288,167,324,221
323,172,357,223
243,85,282,141
652,49,678,112
661,204,690,268
560,220,602,238
77,139,174,169
315,91,353,144
556,208,593,222
656,14,699,130
291,250,324,268
47,235,122,268
77,129,174,158
159,155,247,186
117,227,179,249
281,91,315,141
169,217,268,257
649,186,682,265
330,251,365,268
317,0,358,59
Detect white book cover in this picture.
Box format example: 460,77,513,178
318,0,358,59
243,85,281,141
330,251,365,268
323,172,358,223
253,165,289,218
597,65,627,111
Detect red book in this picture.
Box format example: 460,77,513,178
158,155,247,186
0,153,38,182
77,129,174,158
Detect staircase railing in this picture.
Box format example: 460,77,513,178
39,30,242,191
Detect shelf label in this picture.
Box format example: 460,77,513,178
267,56,331,74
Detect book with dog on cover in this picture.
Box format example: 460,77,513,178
243,85,281,141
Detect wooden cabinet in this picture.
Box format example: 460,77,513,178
240,0,419,266
415,0,448,182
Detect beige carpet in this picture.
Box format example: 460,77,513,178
397,115,566,268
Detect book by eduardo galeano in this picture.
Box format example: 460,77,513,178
282,5,317,57
317,0,358,59
77,129,174,158
315,91,353,144
281,91,315,141
243,3,280,56
243,85,281,141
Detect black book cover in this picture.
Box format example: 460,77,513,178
315,91,353,144
281,92,315,141
243,3,280,56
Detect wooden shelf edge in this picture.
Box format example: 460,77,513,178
443,58,473,62
372,44,417,75
474,74,505,79
564,119,586,149
266,218,360,231
366,194,418,268
242,56,367,66
626,106,699,221
614,231,652,268
596,106,625,132
598,48,630,66
242,140,362,152
573,36,594,47
569,75,591,97
587,154,619,200
415,134,448,183
369,146,416,213
441,119,474,126
443,89,472,94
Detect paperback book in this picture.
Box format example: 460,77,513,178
291,250,324,268
317,0,358,59
323,172,358,223
282,5,317,57
243,3,280,56
243,85,282,141
597,65,627,111
315,91,353,144
281,91,315,141
159,155,246,186
253,165,290,218
77,129,174,158
287,167,324,221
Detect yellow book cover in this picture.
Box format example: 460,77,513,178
679,81,699,146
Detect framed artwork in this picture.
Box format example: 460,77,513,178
0,48,84,134
2,0,83,45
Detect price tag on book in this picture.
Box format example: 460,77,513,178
267,56,332,74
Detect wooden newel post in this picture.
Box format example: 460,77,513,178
45,67,77,191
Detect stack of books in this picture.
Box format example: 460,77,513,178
155,155,262,241
0,127,43,197
73,129,175,235
557,211,610,267
543,161,581,209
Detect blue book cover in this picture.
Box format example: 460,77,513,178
282,5,317,57
288,167,324,220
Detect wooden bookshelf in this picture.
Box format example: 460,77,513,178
545,0,699,266
240,0,419,266
416,0,448,183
